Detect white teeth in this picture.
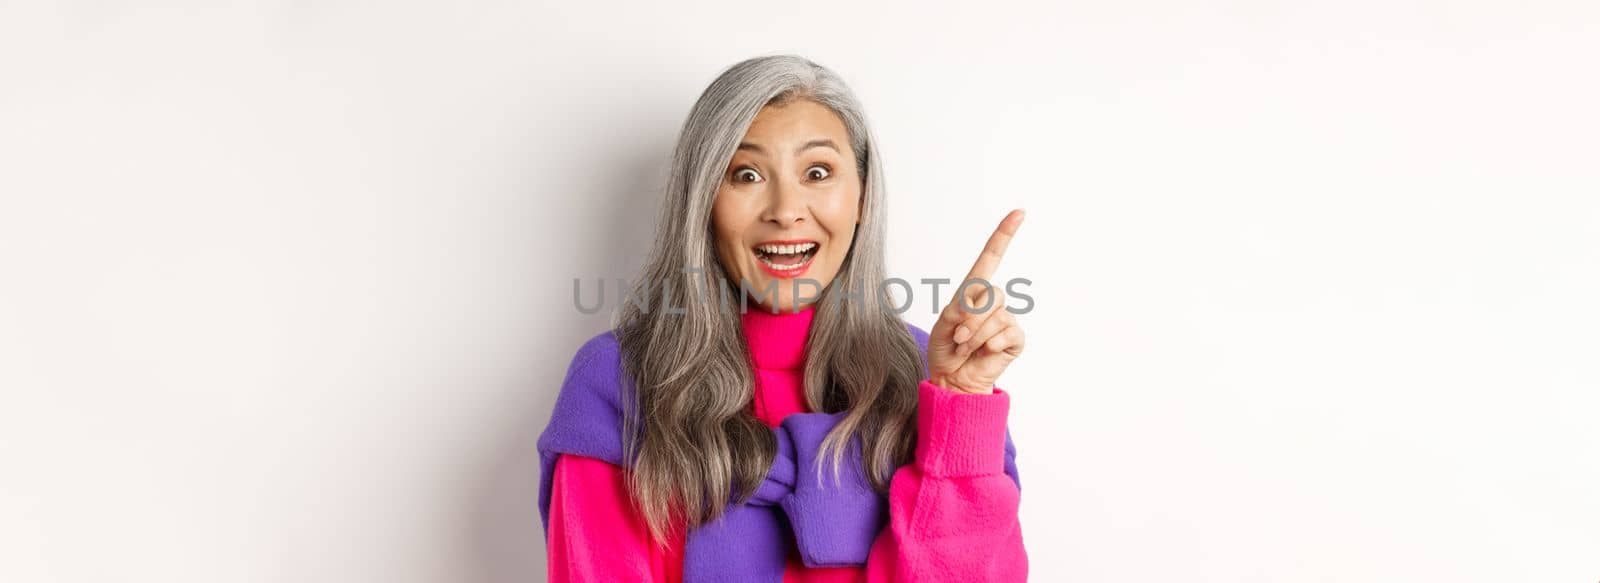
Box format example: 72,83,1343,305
758,253,810,270
755,242,817,255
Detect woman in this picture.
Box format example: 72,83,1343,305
538,55,1028,582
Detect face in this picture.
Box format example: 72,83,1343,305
711,99,862,313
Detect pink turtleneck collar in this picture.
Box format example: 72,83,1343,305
739,303,816,370
739,303,816,426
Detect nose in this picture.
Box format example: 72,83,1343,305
760,174,808,228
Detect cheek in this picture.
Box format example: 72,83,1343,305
813,186,860,271
710,192,752,267
813,184,862,233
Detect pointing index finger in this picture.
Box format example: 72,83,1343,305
963,209,1025,284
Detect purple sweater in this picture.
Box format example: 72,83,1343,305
537,322,1019,582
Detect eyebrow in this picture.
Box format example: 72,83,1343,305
736,138,841,156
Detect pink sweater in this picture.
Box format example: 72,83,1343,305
546,305,1027,581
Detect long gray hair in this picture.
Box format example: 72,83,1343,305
613,54,925,543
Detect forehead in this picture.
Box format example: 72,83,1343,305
741,100,850,146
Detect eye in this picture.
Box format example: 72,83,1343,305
806,164,831,181
732,166,762,184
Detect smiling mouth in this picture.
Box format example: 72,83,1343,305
753,240,819,274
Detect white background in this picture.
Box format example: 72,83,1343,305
2,1,1596,581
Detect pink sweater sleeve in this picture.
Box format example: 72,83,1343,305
863,380,1028,582
547,453,683,583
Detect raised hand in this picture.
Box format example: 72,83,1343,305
927,209,1026,395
